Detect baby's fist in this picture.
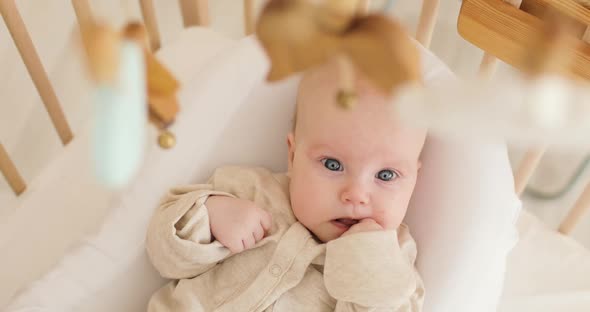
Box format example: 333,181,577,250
206,196,272,254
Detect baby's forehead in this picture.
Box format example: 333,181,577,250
295,61,426,156
297,66,400,129
297,60,356,107
296,58,396,114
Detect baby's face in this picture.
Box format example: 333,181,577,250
288,65,425,243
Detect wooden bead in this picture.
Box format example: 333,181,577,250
336,89,357,109
158,130,176,149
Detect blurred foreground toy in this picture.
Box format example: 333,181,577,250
255,0,421,108
80,20,180,188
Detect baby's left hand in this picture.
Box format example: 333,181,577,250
342,218,383,237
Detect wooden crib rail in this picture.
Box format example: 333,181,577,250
458,0,590,80
523,0,590,25
0,0,73,146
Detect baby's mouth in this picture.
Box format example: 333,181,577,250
331,218,359,229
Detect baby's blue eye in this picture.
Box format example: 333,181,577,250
322,158,343,171
376,169,397,181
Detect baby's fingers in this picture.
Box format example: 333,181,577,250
225,239,245,254
357,218,383,230
259,210,273,234
242,233,256,251
253,223,264,242
343,218,383,237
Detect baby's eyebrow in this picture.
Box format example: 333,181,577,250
383,160,414,173
308,143,335,154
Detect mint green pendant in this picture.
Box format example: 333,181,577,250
92,41,146,189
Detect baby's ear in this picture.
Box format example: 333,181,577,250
287,132,296,173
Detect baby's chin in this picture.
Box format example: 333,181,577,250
294,220,331,243
309,231,334,244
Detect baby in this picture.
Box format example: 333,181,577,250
146,58,427,311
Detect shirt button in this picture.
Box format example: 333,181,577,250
270,264,282,277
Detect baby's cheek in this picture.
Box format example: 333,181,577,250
291,165,337,223
290,182,315,223
376,215,401,230
292,185,326,225
375,203,406,230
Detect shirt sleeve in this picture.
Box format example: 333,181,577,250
324,226,424,312
145,184,235,280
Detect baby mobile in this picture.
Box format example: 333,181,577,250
256,0,419,108
75,1,180,188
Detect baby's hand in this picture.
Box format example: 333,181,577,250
342,218,383,237
205,196,272,254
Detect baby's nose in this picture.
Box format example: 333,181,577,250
340,182,370,206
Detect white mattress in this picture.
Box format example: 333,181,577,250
75,211,590,312
500,212,590,312
3,27,590,312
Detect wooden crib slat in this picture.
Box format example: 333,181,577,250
0,143,26,196
559,180,590,234
140,0,162,51
479,52,500,79
244,0,255,35
71,0,93,26
514,147,547,195
0,0,73,146
416,0,440,48
178,0,210,27
358,0,371,15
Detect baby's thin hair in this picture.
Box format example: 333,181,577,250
291,86,299,134
292,65,332,135
292,74,308,134
291,107,298,134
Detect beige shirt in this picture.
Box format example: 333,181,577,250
146,166,424,312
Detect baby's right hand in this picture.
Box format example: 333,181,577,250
205,196,272,254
